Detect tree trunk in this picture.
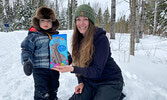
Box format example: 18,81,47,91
110,0,116,39
139,0,146,38
69,0,73,30
135,0,140,43
55,0,59,18
68,0,77,30
73,0,77,28
153,0,158,35
0,0,3,19
0,0,4,31
130,0,136,56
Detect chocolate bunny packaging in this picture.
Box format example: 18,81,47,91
49,34,68,69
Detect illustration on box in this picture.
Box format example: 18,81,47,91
49,34,68,69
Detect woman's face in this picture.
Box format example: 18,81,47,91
76,16,89,35
39,19,52,30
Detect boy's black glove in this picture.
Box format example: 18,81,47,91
68,51,72,65
23,59,33,76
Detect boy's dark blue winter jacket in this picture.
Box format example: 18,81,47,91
72,27,123,83
21,27,59,68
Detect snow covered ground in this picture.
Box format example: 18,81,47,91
0,30,167,100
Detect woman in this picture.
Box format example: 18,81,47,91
53,4,124,100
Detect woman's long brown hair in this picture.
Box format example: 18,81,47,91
72,20,96,67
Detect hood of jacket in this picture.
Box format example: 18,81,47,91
32,6,59,33
94,27,106,42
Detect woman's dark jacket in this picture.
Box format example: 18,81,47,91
72,28,123,83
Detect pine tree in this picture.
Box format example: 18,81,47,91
145,0,166,36
3,0,14,31
3,0,9,21
13,0,23,30
13,0,36,30
103,7,111,32
23,0,36,29
39,0,44,7
157,0,167,36
59,8,68,30
0,0,4,31
95,8,103,28
115,16,129,33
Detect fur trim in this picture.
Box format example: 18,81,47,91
32,6,59,32
35,6,56,21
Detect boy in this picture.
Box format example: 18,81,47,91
21,6,60,100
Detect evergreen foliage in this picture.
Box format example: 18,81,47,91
0,0,4,31
115,16,129,33
0,0,166,37
145,0,167,36
95,8,103,28
103,7,111,33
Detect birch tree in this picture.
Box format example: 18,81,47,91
139,0,146,38
130,0,136,55
153,0,158,35
135,0,140,43
68,0,77,30
55,0,59,18
110,0,116,39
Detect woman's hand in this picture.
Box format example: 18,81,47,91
52,65,74,73
75,83,84,94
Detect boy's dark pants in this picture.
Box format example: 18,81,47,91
69,79,123,100
33,68,59,100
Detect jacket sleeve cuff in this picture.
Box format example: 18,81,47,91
71,66,85,74
76,75,83,83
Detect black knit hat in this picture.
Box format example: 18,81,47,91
74,4,96,24
32,6,59,32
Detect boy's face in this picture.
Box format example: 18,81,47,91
39,19,52,30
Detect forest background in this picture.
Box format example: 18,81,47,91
0,0,166,37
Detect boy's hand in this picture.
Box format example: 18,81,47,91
23,59,33,76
